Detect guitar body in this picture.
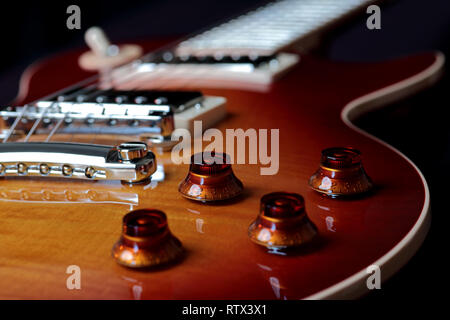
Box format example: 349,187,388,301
0,40,442,299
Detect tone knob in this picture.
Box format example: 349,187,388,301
309,147,373,197
248,192,317,250
117,142,148,162
112,209,183,268
178,152,244,202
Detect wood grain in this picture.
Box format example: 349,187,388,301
0,43,440,299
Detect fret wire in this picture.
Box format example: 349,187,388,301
3,0,372,145
176,0,371,55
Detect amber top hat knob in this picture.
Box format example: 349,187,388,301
112,209,183,268
248,192,317,250
309,147,373,197
178,152,244,202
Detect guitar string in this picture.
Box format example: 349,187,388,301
45,115,67,142
34,65,186,145
1,0,275,145
1,0,361,144
2,104,29,143
23,104,52,142
1,76,98,143
3,69,115,144
3,49,218,146
94,63,210,146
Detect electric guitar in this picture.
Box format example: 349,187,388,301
0,0,441,299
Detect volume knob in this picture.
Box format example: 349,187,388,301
112,209,183,268
178,152,244,202
248,192,317,250
309,147,373,197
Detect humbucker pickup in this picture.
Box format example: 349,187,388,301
112,52,299,91
149,53,279,69
0,142,156,184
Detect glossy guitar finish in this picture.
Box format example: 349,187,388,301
0,40,442,299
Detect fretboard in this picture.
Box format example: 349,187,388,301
176,0,373,56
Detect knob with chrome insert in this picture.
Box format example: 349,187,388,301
248,192,317,250
309,147,373,198
178,152,243,202
112,209,184,268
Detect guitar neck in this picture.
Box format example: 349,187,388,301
176,0,375,56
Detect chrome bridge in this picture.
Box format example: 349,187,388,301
0,89,226,148
0,142,156,184
0,87,226,183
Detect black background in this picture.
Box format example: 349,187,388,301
0,0,449,302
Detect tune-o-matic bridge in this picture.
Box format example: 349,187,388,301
0,142,156,184
0,89,226,147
